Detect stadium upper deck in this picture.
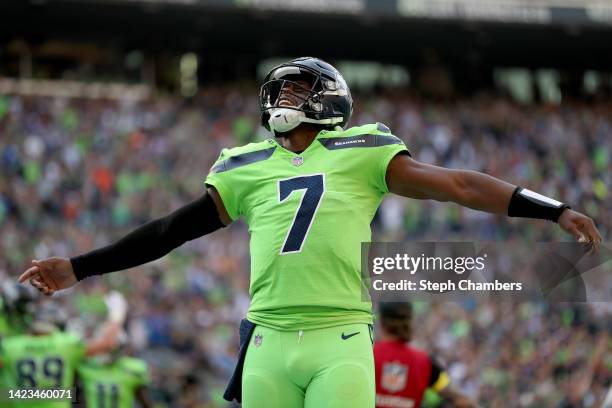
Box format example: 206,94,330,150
2,0,612,74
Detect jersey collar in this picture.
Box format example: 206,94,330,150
267,129,327,156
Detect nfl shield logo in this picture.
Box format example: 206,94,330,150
254,334,263,347
292,157,304,167
381,362,408,392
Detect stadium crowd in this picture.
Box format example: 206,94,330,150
0,87,610,407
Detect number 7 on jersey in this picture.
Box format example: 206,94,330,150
278,174,325,254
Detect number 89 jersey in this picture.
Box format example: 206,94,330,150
205,123,409,331
0,331,86,408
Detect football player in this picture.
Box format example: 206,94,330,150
1,281,36,337
374,302,475,408
76,346,152,408
19,57,602,408
0,292,126,408
0,282,37,402
74,291,151,408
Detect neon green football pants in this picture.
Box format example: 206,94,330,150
242,323,375,408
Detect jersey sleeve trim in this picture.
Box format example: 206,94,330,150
379,145,410,194
205,178,239,221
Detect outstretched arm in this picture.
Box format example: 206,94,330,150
386,154,602,246
19,189,228,296
85,291,128,356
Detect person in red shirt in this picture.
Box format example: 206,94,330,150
374,302,475,408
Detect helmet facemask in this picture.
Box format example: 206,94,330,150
260,61,351,135
261,70,322,134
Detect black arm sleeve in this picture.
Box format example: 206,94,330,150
70,192,224,281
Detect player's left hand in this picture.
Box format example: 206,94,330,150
558,209,603,251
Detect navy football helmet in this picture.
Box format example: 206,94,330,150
260,57,353,134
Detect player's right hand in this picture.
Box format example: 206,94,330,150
18,257,77,296
558,209,603,252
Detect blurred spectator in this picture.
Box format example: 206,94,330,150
0,88,609,407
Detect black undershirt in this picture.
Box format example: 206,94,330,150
71,192,224,281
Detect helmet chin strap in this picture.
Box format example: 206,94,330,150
268,108,346,134
268,108,305,133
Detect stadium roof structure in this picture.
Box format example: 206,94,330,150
1,0,612,72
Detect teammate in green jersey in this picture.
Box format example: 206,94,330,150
0,282,36,337
77,355,152,408
0,292,126,408
0,282,37,403
20,57,602,408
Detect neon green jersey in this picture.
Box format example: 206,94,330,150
205,123,409,330
0,300,9,336
0,318,12,337
0,331,86,408
0,305,10,402
77,356,150,408
0,302,28,406
0,299,29,337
